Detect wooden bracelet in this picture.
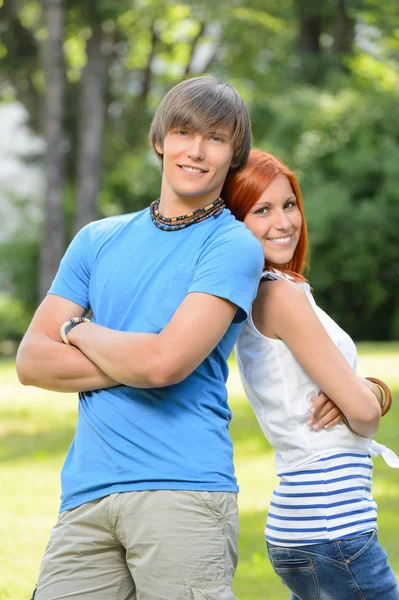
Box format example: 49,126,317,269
60,317,91,344
365,377,392,416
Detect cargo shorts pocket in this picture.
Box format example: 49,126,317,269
192,491,238,527
189,582,235,599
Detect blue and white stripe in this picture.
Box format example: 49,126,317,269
265,452,378,546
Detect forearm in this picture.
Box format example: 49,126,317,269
65,293,238,388
345,414,380,439
16,334,119,393
343,377,381,438
67,322,168,388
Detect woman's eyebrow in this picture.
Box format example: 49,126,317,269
253,201,272,208
253,195,296,208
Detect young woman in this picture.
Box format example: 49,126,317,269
223,149,399,600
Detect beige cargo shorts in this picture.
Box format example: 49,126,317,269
32,489,239,600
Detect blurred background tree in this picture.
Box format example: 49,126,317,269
0,0,398,347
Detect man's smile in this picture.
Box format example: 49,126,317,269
178,164,209,174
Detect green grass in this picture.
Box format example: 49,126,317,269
1,343,398,600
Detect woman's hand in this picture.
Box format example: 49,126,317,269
307,392,345,431
361,377,383,406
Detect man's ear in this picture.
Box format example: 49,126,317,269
230,153,240,169
155,141,164,155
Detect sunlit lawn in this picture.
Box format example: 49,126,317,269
1,343,398,600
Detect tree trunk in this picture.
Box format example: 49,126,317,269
139,22,158,105
39,0,66,300
332,0,355,58
74,22,107,233
184,22,205,76
294,0,325,83
295,0,322,55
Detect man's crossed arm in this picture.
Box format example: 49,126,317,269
17,293,371,436
16,292,237,392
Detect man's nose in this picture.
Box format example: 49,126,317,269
186,135,205,160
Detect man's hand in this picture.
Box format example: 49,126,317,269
16,295,120,393
307,392,345,431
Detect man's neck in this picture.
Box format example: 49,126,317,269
158,186,223,219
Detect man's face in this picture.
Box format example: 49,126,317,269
156,125,235,203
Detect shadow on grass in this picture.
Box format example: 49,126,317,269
230,398,273,456
368,400,399,571
0,426,75,463
234,508,288,600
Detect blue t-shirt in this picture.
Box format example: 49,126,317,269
49,207,264,511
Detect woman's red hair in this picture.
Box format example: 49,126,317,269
223,149,309,279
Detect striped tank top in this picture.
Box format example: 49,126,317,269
266,451,376,545
236,270,397,547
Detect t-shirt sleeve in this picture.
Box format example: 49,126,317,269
188,228,264,322
47,224,93,309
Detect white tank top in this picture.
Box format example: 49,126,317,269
235,270,397,546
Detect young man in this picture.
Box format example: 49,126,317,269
17,76,265,600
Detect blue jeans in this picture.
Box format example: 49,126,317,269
267,530,399,600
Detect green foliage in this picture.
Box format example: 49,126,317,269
100,150,162,216
0,295,31,343
1,0,399,340
0,235,40,313
251,82,399,340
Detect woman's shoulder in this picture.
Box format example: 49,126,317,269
252,274,311,339
257,272,308,305
261,269,295,282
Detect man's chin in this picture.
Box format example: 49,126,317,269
173,183,227,198
173,188,214,199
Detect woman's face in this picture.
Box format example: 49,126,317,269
244,173,302,265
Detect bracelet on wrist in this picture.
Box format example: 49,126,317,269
365,377,392,416
60,317,91,344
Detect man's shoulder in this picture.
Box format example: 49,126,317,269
78,209,148,247
209,210,263,255
86,209,147,235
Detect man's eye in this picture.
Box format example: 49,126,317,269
212,136,222,142
177,131,187,136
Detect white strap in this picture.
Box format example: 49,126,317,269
369,440,399,468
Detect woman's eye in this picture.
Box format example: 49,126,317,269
285,201,296,209
255,207,268,214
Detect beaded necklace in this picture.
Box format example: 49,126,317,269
150,197,225,231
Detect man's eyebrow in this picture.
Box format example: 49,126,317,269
207,129,233,138
171,126,233,138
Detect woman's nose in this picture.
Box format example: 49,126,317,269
273,209,290,230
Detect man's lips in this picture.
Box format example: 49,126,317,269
178,164,209,174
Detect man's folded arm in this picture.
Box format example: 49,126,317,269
67,292,238,388
16,294,119,393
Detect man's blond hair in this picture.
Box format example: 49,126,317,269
149,76,251,174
